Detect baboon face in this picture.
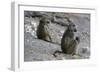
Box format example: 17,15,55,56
44,19,50,24
68,24,77,32
41,17,51,25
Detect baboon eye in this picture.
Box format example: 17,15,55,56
73,24,75,27
46,21,50,23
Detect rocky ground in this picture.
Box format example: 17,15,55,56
24,11,90,61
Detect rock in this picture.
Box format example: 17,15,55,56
24,11,90,61
24,17,40,38
77,47,90,58
24,38,61,61
24,11,43,18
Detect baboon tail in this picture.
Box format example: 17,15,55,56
53,50,62,57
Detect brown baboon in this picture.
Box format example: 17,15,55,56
37,16,52,42
61,24,79,54
53,24,80,57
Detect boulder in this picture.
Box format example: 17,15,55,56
24,11,90,61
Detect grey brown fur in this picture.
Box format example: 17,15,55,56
61,24,80,55
37,16,52,42
53,19,80,57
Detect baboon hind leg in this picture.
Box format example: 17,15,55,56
53,50,62,57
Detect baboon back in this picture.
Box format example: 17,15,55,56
61,25,77,54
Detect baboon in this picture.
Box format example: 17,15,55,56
61,24,80,54
53,24,80,57
37,16,52,42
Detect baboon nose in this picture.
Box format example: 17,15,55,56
74,29,77,32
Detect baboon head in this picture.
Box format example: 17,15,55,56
67,24,77,32
40,16,51,25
